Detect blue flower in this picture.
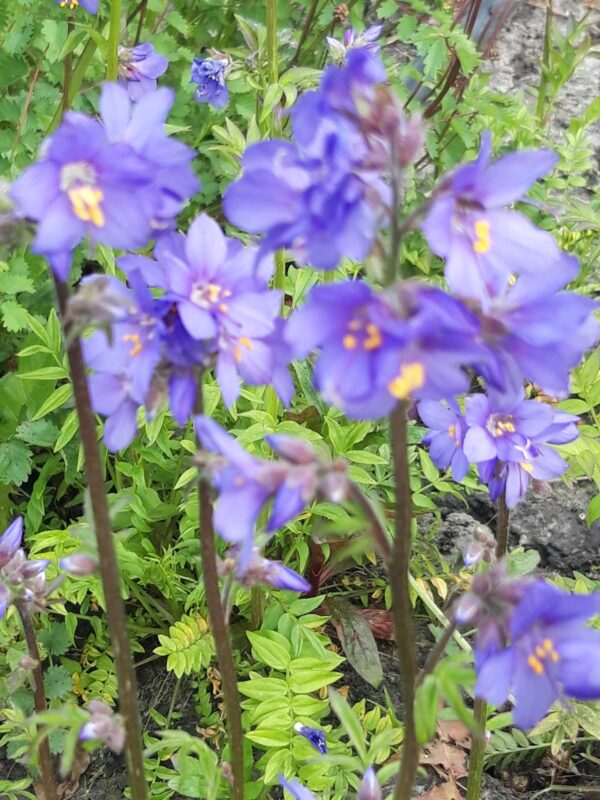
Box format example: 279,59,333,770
417,399,469,481
191,56,229,108
294,723,327,754
118,43,169,101
475,580,600,728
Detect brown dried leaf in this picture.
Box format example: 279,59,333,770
420,739,468,780
359,608,395,641
437,719,472,750
58,746,91,799
419,778,464,800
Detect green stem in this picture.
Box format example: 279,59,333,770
62,20,74,117
107,0,123,81
266,0,278,85
196,380,245,800
535,0,553,126
389,403,419,800
19,609,58,800
54,280,147,800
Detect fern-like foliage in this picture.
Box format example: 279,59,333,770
154,614,214,679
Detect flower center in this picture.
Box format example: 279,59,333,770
448,423,461,446
487,414,515,437
59,0,79,8
473,219,491,254
60,162,105,227
190,282,231,312
342,318,382,351
527,638,560,675
122,333,143,357
387,362,425,400
233,336,253,364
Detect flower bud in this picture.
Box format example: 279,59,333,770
60,553,98,576
266,435,316,465
294,723,327,754
358,767,381,800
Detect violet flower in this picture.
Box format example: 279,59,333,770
294,723,327,754
475,580,600,728
80,700,125,753
286,280,483,419
224,49,390,270
462,391,578,508
191,54,230,108
279,776,315,800
118,43,169,101
55,0,98,13
326,25,382,61
358,768,381,800
0,518,51,618
422,132,560,309
417,399,469,481
221,547,310,593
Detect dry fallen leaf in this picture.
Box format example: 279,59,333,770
419,778,464,800
359,608,395,641
420,739,468,781
437,719,472,751
57,747,91,799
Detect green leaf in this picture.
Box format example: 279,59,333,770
1,300,30,332
248,630,291,670
238,676,288,700
245,728,290,748
38,623,70,656
414,675,439,744
15,419,58,447
32,383,73,420
0,440,32,486
329,688,368,765
54,410,79,452
287,669,342,694
327,597,383,688
572,702,600,738
587,494,600,526
20,366,67,381
44,665,72,700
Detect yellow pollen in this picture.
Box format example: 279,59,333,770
60,0,78,7
233,336,253,363
219,304,229,313
388,362,425,400
508,274,517,286
343,334,358,350
527,655,544,675
520,461,533,474
207,283,222,302
543,639,554,651
448,424,457,439
473,219,491,254
551,652,560,663
68,185,105,226
348,319,362,331
536,646,546,658
494,420,516,435
364,323,382,351
122,333,143,357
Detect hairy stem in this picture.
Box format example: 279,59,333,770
196,382,244,800
389,402,419,800
19,609,57,800
62,20,74,116
54,280,147,800
266,0,278,85
466,494,510,800
134,0,148,45
107,0,123,81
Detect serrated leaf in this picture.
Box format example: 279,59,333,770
0,439,32,485
44,665,72,700
38,623,70,656
2,299,30,332
15,419,58,447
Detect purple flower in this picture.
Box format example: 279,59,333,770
286,281,484,419
224,49,389,271
475,580,600,728
462,391,578,508
10,106,157,280
423,132,560,309
80,700,125,753
118,43,168,101
279,776,316,800
54,0,98,13
476,254,599,398
98,83,200,233
417,399,469,481
0,517,23,568
195,416,349,568
326,26,382,61
224,547,310,592
358,768,381,800
191,54,230,108
294,723,327,754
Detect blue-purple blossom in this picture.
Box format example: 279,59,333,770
279,776,315,800
118,43,168,101
423,132,560,310
417,399,469,481
0,517,23,568
222,547,310,593
0,518,51,618
55,0,98,13
475,254,599,398
224,48,390,270
358,768,381,800
462,391,578,508
195,416,349,570
286,280,484,419
475,580,600,728
293,723,327,754
191,55,229,108
80,701,125,753
326,25,382,61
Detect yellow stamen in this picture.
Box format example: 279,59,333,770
527,655,544,675
343,334,358,350
60,0,78,7
207,283,222,302
233,336,253,363
219,304,229,313
520,461,533,474
473,219,491,254
388,362,425,400
448,424,456,439
508,274,517,287
348,319,362,331
363,323,382,351
494,420,516,435
68,185,105,227
122,333,143,357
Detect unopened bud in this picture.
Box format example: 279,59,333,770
266,435,316,465
358,767,381,800
19,656,38,670
60,553,98,576
333,3,349,22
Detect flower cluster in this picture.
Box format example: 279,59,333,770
118,43,169,101
77,214,293,451
195,416,350,584
418,391,578,507
10,83,198,281
0,518,51,619
191,52,231,108
455,566,600,728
